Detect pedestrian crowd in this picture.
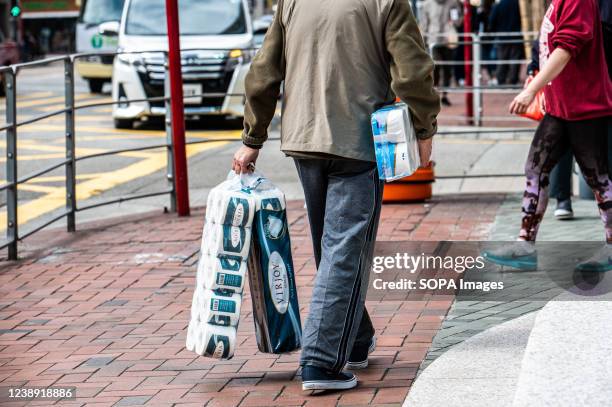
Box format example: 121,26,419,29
417,0,525,106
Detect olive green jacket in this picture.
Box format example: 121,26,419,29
242,0,440,162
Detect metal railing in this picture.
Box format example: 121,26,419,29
425,31,539,126
0,48,261,260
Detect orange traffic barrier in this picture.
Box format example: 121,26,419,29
383,163,435,203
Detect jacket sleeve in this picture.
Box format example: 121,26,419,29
385,0,441,140
242,0,285,148
551,0,595,58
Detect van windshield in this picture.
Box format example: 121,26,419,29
80,0,125,25
125,0,247,36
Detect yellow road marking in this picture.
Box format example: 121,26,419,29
0,174,101,184
0,92,54,111
15,94,97,109
37,97,112,112
0,153,65,161
92,107,113,113
0,141,228,231
7,124,241,139
9,115,110,125
0,141,167,162
17,184,59,194
20,92,55,101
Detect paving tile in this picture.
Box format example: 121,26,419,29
0,196,506,406
113,396,152,406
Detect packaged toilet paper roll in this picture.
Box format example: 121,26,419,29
186,319,197,352
392,141,420,176
255,191,286,211
206,189,255,228
248,193,302,354
201,289,242,327
371,103,420,181
190,287,201,320
202,223,251,259
386,108,411,143
198,254,247,293
194,324,237,359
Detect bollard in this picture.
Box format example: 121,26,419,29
165,0,190,216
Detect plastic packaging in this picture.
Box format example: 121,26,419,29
371,103,421,181
518,75,545,122
187,171,302,359
198,254,247,293
186,320,237,359
239,172,302,354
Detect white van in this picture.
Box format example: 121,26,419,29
109,0,254,129
76,0,125,93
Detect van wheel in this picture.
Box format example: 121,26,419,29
88,79,105,94
114,118,135,129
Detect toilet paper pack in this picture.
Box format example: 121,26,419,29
247,191,302,354
201,289,242,327
206,188,255,228
201,222,251,259
190,288,241,327
371,102,421,181
197,254,247,293
188,171,302,360
187,320,237,359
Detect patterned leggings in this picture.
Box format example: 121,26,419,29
521,114,612,242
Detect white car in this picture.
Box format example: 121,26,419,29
110,0,254,129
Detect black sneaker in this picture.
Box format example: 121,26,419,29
441,96,452,106
346,337,376,370
301,365,357,391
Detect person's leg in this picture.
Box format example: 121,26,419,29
520,115,571,241
549,150,575,219
496,45,510,85
432,46,443,88
443,47,453,87
549,151,573,202
507,44,525,85
294,158,376,358
440,46,453,106
293,158,328,266
484,116,570,270
453,44,465,84
299,159,383,373
567,117,612,242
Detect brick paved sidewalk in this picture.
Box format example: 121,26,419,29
0,194,503,407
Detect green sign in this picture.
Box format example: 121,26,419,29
91,34,104,49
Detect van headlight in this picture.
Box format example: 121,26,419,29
225,49,255,70
117,53,146,72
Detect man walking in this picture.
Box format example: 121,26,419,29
233,0,440,391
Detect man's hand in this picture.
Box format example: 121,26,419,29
509,89,537,115
233,145,260,174
418,138,433,167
